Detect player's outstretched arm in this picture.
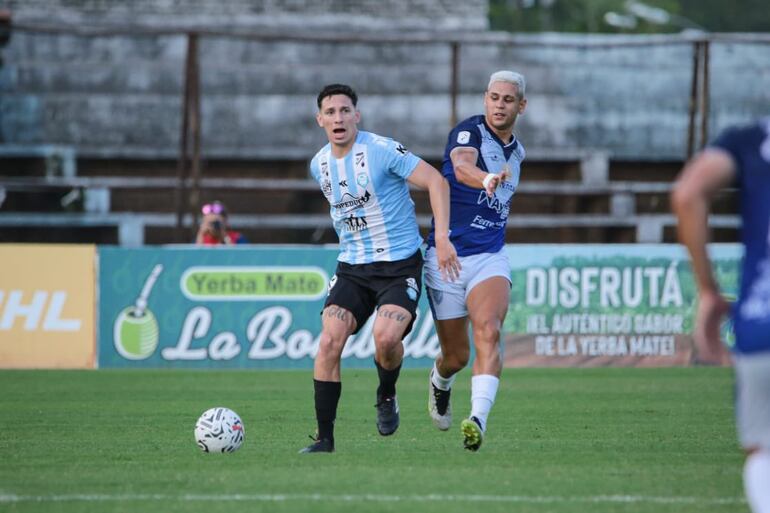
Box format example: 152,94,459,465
449,146,506,197
408,161,460,281
671,149,736,364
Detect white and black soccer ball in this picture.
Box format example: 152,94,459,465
194,407,244,453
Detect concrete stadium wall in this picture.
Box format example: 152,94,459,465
1,0,488,31
1,24,769,161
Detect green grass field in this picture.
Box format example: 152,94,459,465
0,368,745,513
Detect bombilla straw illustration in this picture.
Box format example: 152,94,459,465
134,264,163,316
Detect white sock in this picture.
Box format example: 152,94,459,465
745,450,770,513
431,362,456,391
470,374,499,432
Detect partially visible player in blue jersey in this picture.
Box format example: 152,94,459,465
300,83,460,454
672,119,770,513
423,70,527,451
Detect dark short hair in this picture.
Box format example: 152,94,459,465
317,84,358,109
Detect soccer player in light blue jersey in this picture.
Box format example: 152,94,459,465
300,84,460,453
424,70,527,451
673,119,770,513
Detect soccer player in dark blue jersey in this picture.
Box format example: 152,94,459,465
672,119,770,512
424,70,527,451
300,84,460,454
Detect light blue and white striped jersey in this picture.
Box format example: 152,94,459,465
310,130,423,264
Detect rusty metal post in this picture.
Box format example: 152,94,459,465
699,39,710,150
686,41,701,159
0,9,11,51
450,41,459,128
175,33,196,242
188,33,202,241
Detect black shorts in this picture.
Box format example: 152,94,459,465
324,250,423,336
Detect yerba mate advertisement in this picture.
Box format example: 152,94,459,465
97,246,439,368
98,244,741,369
503,244,741,367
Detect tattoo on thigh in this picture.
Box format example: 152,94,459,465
325,306,349,321
378,308,407,323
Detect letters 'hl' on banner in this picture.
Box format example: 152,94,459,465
0,244,96,369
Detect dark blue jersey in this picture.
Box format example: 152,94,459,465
712,119,770,354
427,115,525,256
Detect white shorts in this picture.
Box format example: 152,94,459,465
734,351,770,450
423,247,511,320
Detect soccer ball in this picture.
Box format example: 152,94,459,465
194,407,245,453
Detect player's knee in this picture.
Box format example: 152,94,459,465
317,331,345,359
372,329,403,354
444,346,470,370
445,354,469,372
473,318,502,345
372,322,404,346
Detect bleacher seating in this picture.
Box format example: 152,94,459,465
0,151,739,246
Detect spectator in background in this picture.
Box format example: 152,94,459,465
195,201,247,245
672,119,770,513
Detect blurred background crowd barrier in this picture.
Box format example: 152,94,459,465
1,3,768,245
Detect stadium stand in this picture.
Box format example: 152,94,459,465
0,2,757,246
0,153,739,246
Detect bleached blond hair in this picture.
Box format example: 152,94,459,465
488,70,526,99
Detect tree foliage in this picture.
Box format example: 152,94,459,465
489,0,770,33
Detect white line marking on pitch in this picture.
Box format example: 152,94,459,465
0,493,745,505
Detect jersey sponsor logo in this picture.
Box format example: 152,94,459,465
469,214,506,230
320,160,329,177
355,152,365,167
321,180,332,196
332,190,371,213
500,180,515,192
476,190,510,218
470,214,492,230
342,215,368,232
457,131,471,144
